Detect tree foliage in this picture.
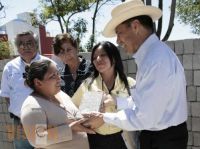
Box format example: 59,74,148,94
37,0,94,33
31,0,96,51
176,0,200,35
69,18,88,52
85,34,95,52
31,0,176,52
0,41,11,59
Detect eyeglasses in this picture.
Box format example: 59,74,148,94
18,40,34,49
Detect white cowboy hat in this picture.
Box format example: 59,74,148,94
102,0,162,37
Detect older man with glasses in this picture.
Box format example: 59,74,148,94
0,31,51,149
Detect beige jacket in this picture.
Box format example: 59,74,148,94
21,91,89,149
72,74,136,135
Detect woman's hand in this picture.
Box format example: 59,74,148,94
68,118,96,134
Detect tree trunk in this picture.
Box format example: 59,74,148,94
162,0,176,41
91,0,100,48
156,0,163,39
0,2,4,11
57,16,64,33
49,0,64,33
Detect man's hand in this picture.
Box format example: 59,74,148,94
68,118,95,134
82,112,104,129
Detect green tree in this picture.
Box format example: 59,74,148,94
69,18,88,52
176,0,200,34
31,0,96,51
85,34,95,52
35,0,95,33
0,41,11,59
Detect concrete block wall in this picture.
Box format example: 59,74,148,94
179,39,200,149
0,59,14,149
0,38,200,148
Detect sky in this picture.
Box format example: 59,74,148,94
0,0,199,45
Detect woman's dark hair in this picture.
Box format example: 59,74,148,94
90,41,131,95
53,33,78,55
24,60,52,90
122,15,154,33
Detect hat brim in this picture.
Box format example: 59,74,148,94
102,6,162,37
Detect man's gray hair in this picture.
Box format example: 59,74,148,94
14,31,39,50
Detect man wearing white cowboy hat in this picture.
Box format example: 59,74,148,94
83,0,188,149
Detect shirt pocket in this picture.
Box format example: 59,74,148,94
9,72,24,90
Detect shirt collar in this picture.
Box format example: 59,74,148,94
20,52,40,65
132,34,159,66
96,73,120,92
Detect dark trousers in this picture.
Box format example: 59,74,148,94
87,131,127,149
140,122,188,149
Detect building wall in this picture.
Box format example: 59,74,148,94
4,20,40,55
39,25,54,55
0,12,56,57
0,38,200,149
0,59,14,149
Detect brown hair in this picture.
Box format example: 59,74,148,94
23,60,52,90
53,33,78,55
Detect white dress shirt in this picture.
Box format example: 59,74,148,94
0,53,50,117
103,34,188,131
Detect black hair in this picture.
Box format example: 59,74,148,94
122,15,154,33
90,41,131,95
24,60,52,90
53,33,78,55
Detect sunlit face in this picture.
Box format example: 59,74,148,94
115,21,139,54
37,63,61,96
57,42,78,64
17,34,37,63
92,46,114,74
